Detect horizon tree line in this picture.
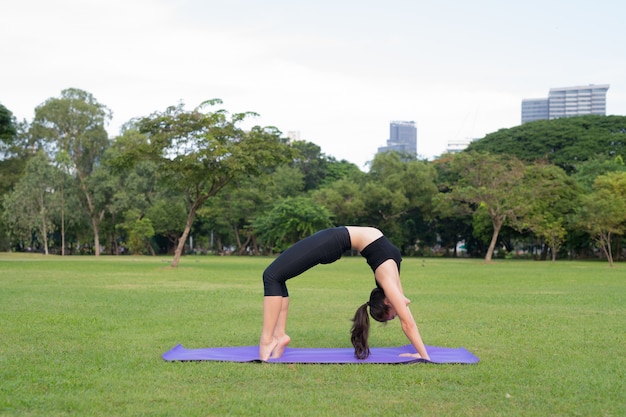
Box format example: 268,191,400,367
1,89,625,266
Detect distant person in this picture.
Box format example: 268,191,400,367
259,226,430,361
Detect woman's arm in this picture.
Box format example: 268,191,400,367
376,260,430,360
397,305,429,360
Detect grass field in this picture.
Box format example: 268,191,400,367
0,253,624,417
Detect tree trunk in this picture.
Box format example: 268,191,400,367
551,245,557,262
485,221,503,262
41,209,49,255
61,187,66,256
79,180,104,257
601,232,614,267
92,216,101,256
251,233,260,255
172,221,191,267
238,233,252,255
233,226,243,253
172,199,204,267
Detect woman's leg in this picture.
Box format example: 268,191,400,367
260,296,282,361
271,297,291,358
260,296,291,361
259,228,350,360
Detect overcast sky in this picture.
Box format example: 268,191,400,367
2,0,625,169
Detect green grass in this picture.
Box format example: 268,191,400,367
0,254,624,417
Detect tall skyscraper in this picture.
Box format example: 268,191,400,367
377,121,417,156
521,84,609,124
521,98,549,123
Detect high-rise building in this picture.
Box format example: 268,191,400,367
377,121,417,156
521,84,609,124
521,98,549,123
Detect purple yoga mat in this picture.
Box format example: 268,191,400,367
162,344,479,364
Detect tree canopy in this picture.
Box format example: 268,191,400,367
0,103,17,146
29,88,112,255
115,99,294,266
467,115,626,173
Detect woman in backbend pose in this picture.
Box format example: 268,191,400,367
259,226,430,361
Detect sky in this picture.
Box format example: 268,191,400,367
2,0,625,170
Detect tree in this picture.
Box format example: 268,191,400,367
146,198,187,254
521,163,581,261
0,103,17,149
204,176,274,256
117,99,294,267
266,165,305,198
117,209,155,255
30,88,112,255
575,172,626,266
289,140,331,191
52,150,82,256
0,103,23,250
312,178,367,226
254,196,333,252
2,151,58,253
363,151,438,248
573,155,626,192
467,115,626,173
432,153,477,257
445,151,527,262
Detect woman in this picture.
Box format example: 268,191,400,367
259,226,430,361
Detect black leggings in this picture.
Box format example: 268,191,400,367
263,227,352,297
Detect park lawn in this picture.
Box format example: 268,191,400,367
0,253,623,417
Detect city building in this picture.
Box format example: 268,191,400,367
521,84,609,124
286,130,301,142
521,98,549,123
377,120,417,156
446,138,477,154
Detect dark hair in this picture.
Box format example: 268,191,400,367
350,287,389,359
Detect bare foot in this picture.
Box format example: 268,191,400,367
269,334,291,359
259,337,278,361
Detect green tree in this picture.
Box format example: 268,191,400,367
445,152,527,262
146,198,187,254
467,115,626,173
30,88,112,255
193,164,305,256
266,165,305,198
572,155,626,192
117,99,293,267
117,209,155,255
432,154,477,257
312,178,367,226
323,158,363,185
290,141,331,191
575,172,626,266
52,150,84,256
521,163,581,261
210,177,273,255
0,103,23,250
0,103,17,148
362,152,438,248
254,196,332,252
2,151,58,253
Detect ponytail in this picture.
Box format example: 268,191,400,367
350,287,389,360
351,303,370,359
